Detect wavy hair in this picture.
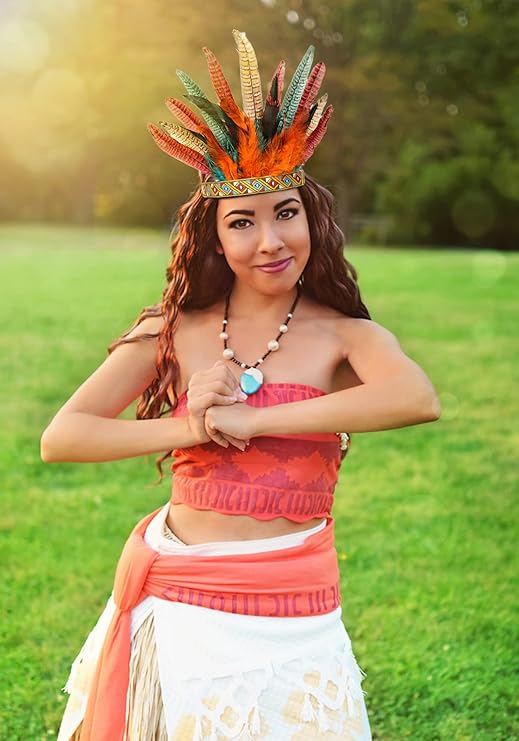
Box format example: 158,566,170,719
108,174,371,479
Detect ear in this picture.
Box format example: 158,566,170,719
215,241,224,255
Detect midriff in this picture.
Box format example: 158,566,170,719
166,502,324,545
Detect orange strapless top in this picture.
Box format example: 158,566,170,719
170,383,342,523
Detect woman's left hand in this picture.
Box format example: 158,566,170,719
204,401,258,447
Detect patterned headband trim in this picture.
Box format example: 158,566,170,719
147,30,333,199
200,169,305,199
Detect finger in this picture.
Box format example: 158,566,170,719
195,380,239,400
187,391,238,416
205,423,229,448
211,364,245,394
222,434,249,451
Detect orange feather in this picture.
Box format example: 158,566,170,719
260,115,308,174
302,105,333,163
164,98,205,133
147,124,211,174
203,47,236,105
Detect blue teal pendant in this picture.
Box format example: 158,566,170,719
239,367,264,395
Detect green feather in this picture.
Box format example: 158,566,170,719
176,69,206,99
276,46,314,132
177,69,237,160
255,118,267,151
184,94,238,161
204,153,226,181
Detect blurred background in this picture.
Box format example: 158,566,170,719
1,0,518,247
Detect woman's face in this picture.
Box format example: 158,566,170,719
215,188,311,295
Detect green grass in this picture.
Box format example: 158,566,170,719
0,223,517,740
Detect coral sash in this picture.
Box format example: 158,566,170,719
80,507,340,740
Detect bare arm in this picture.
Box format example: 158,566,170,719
205,319,441,439
40,316,196,463
254,319,441,435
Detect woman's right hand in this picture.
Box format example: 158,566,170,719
185,361,249,450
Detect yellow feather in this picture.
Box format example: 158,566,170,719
232,29,263,119
306,93,328,136
158,121,208,156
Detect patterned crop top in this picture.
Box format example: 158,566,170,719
170,383,344,523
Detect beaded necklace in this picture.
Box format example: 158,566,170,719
220,286,301,395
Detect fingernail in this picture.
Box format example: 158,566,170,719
238,392,248,401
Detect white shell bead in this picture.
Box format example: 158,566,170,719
219,331,229,340
279,324,288,333
222,348,234,359
241,363,247,368
267,339,279,351
257,358,264,364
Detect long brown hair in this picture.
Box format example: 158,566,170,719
109,174,371,479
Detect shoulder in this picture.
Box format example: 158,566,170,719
123,313,164,340
335,316,401,357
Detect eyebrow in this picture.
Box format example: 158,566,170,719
223,197,301,220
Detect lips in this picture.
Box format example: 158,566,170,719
258,257,292,268
256,257,293,274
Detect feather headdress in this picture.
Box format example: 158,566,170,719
148,30,333,198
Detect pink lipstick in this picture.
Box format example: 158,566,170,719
256,257,293,273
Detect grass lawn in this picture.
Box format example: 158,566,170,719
0,223,517,740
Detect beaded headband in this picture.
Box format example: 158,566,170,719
147,30,333,199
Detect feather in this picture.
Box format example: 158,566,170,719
158,121,208,156
296,62,326,114
260,116,308,174
277,45,314,132
266,60,285,106
204,153,226,181
302,104,334,163
255,117,267,151
234,115,263,177
176,68,207,99
176,69,235,153
262,61,285,141
165,98,238,177
147,123,211,174
202,46,235,104
184,94,238,161
164,98,205,133
220,98,249,133
306,93,328,136
232,29,263,119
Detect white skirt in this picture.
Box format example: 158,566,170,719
58,505,372,740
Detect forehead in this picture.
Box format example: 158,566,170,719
216,188,302,217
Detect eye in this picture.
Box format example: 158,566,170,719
229,218,253,230
277,208,299,220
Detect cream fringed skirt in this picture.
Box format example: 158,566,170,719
58,505,372,740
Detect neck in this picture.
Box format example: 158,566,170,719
226,283,299,322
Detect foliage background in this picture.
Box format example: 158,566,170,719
1,0,518,248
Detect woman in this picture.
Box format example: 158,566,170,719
42,31,441,740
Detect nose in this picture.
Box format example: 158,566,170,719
258,223,285,254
